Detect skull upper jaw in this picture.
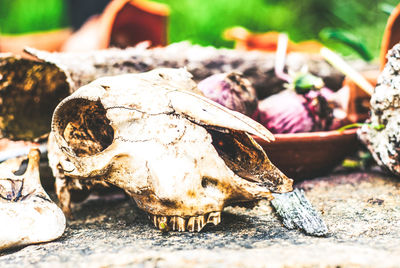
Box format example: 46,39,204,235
127,183,266,232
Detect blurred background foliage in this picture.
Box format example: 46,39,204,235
0,0,398,60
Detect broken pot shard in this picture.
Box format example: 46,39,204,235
0,148,66,251
48,68,293,232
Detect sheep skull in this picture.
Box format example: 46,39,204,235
48,68,293,232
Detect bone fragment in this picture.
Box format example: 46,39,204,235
0,142,47,163
0,148,66,251
271,188,328,237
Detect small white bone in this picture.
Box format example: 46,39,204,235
0,148,66,250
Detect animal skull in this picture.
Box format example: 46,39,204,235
48,68,293,232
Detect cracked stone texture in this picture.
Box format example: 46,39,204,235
1,169,400,267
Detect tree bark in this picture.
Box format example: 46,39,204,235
25,42,346,98
1,42,346,140
358,43,400,176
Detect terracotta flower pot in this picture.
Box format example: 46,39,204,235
224,27,380,179
224,26,323,53
342,70,378,124
62,0,169,52
251,70,377,180
0,29,72,56
254,71,377,180
380,3,400,69
256,129,359,179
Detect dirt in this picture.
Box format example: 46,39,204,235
0,168,399,267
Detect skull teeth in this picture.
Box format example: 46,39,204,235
207,212,221,226
148,212,221,232
187,215,206,232
170,216,186,232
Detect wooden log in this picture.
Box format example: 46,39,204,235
0,56,70,140
1,42,346,140
25,42,345,98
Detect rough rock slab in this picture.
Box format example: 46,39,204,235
271,189,328,236
1,169,400,267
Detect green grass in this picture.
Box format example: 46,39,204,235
153,0,398,60
0,0,68,34
0,0,398,60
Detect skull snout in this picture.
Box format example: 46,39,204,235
275,176,293,193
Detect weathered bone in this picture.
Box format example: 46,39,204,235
0,148,65,250
48,68,293,232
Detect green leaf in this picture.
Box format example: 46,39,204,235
379,3,395,15
337,123,385,131
319,28,373,61
293,73,324,94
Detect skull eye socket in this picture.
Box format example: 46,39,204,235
54,99,114,157
207,128,267,183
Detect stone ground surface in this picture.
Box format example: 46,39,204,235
1,168,400,267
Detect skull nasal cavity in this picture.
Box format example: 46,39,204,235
59,99,114,157
201,177,219,188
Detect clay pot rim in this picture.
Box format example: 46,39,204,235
254,128,357,143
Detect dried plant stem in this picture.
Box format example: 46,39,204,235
320,47,374,96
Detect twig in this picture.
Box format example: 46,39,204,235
274,33,292,82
